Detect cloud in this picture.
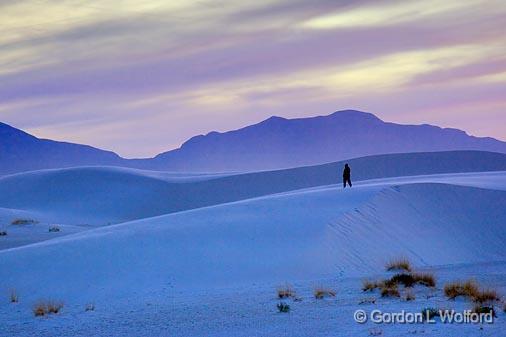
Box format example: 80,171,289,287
0,0,505,157
300,0,495,29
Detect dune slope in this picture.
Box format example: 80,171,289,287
1,151,505,226
1,174,505,305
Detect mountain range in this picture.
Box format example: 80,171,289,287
1,110,506,175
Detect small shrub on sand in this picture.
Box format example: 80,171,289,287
444,280,499,303
412,272,436,287
277,302,290,313
386,258,412,272
380,284,400,298
9,289,18,303
384,272,435,288
314,288,336,299
33,300,63,316
277,285,296,299
362,266,434,300
11,219,37,225
0,231,7,236
385,273,416,288
444,280,479,300
47,301,63,314
463,281,481,299
473,289,500,304
362,280,381,292
33,304,46,317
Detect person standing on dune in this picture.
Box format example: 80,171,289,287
343,163,352,188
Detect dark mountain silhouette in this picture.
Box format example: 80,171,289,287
1,110,506,175
148,110,506,171
0,122,125,175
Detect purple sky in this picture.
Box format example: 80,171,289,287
1,0,505,158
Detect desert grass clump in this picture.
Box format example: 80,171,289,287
9,289,18,303
363,271,435,300
47,301,63,314
277,302,290,313
444,280,499,304
277,285,296,299
314,287,336,299
444,282,464,299
362,263,434,301
380,284,400,298
33,304,46,317
412,272,436,287
0,231,7,236
11,219,37,225
33,300,63,317
386,258,412,272
362,280,381,292
385,272,435,288
444,280,479,300
385,273,416,288
473,289,500,304
364,268,434,290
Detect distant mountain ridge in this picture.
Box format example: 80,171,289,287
0,121,124,175
1,110,506,174
148,110,506,171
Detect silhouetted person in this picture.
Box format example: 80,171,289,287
343,164,352,188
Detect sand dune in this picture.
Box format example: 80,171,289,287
1,172,505,305
1,150,505,226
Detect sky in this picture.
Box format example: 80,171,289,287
0,0,505,158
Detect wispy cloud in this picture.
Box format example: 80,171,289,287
0,0,505,157
300,0,483,29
